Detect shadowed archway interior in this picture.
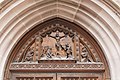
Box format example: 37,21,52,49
4,18,110,80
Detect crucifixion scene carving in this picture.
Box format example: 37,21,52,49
41,30,73,59
13,24,100,63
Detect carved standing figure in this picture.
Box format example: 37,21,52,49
41,46,53,59
64,43,72,58
46,47,53,58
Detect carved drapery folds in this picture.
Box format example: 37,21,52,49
13,24,100,63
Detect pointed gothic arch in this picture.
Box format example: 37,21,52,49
1,1,120,80
4,18,110,80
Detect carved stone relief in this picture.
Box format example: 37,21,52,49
13,24,100,63
6,18,109,80
40,30,74,60
4,19,110,80
81,47,93,62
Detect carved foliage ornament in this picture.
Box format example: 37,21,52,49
14,24,100,63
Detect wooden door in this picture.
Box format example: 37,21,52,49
57,73,102,80
11,73,102,80
11,73,56,80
